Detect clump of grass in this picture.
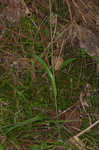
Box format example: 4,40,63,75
0,0,99,149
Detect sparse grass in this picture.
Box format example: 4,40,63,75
0,0,99,150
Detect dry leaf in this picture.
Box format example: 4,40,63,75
77,26,99,57
50,13,57,25
58,100,82,134
53,56,63,71
58,83,93,134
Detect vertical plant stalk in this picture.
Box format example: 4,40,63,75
49,0,60,135
49,0,54,76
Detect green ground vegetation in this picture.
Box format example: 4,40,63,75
0,0,99,149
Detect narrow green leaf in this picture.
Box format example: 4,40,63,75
61,58,76,69
6,115,46,134
0,144,7,150
91,56,99,61
31,144,40,150
32,54,57,98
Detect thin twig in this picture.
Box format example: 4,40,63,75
75,119,99,137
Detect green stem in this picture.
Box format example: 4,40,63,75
49,0,60,137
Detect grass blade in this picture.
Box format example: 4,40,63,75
61,58,76,69
32,54,57,98
5,115,47,134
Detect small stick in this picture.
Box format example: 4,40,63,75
75,119,99,137
70,120,99,150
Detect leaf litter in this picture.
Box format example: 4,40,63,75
0,0,99,149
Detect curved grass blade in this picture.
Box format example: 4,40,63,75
32,54,57,98
91,56,99,61
5,115,47,135
61,58,76,69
